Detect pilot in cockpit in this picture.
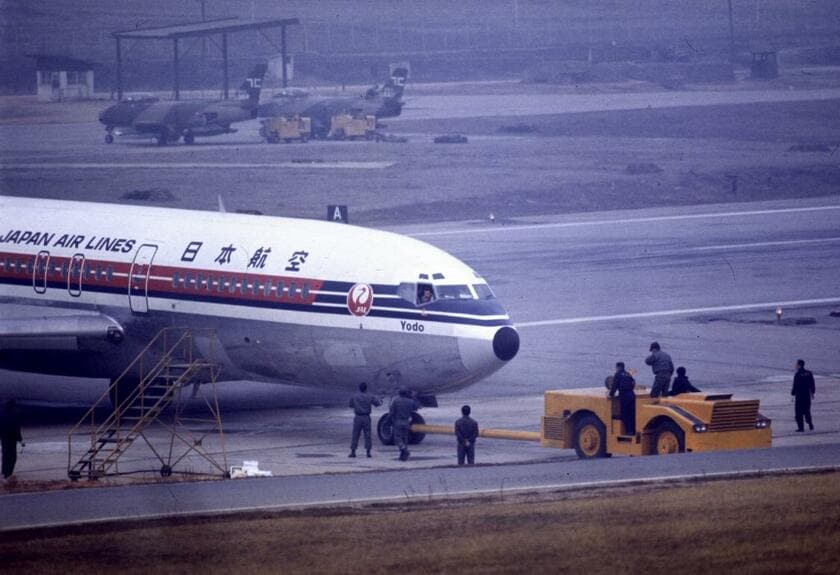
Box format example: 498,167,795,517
418,285,435,305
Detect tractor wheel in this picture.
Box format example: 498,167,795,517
104,133,114,144
653,421,685,455
183,132,195,145
573,414,608,459
377,413,395,445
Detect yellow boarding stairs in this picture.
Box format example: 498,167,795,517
68,328,228,480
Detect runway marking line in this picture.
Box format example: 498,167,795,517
689,236,840,251
410,204,840,237
0,161,395,170
517,296,840,328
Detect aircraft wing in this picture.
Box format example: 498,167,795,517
0,313,124,349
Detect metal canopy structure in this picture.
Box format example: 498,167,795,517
112,16,299,100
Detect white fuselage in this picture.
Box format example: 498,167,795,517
0,197,519,397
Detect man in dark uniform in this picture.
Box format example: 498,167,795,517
348,382,382,458
1,400,24,481
608,362,636,435
670,366,701,396
645,342,674,398
791,359,816,432
389,388,420,461
455,405,479,465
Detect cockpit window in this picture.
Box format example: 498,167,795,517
473,283,495,300
436,284,473,300
417,283,435,305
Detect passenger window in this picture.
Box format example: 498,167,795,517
172,271,180,288
106,265,113,282
288,282,298,299
275,280,285,297
301,283,310,299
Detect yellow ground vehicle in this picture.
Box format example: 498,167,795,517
328,114,377,140
260,116,311,143
541,388,772,458
412,388,772,459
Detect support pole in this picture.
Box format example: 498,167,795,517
173,37,180,100
115,37,123,100
222,32,229,100
281,24,289,88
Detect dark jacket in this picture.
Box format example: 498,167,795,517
349,392,381,416
671,375,700,396
645,350,674,375
791,368,816,400
0,410,22,445
609,370,636,398
389,396,420,426
455,416,479,445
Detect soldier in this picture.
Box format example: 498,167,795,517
389,388,420,461
455,405,479,465
348,382,381,458
791,359,816,432
608,362,636,435
670,366,701,396
1,400,24,482
645,341,674,398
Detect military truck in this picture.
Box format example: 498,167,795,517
328,114,377,140
259,116,311,143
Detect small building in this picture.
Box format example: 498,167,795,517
29,54,96,101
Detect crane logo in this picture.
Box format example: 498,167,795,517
347,283,374,317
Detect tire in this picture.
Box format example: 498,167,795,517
267,134,279,144
334,129,345,140
104,133,114,144
156,131,168,146
183,132,195,145
377,413,395,445
653,420,685,455
301,134,309,143
408,412,426,445
573,414,608,459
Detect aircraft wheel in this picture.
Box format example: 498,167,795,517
408,412,426,445
573,414,608,459
183,132,195,145
160,464,172,478
377,413,395,445
104,133,114,144
653,421,685,455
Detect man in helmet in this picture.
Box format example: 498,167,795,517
645,342,674,398
389,388,420,461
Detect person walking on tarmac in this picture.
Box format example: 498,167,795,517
645,342,674,398
348,382,382,458
608,362,636,435
670,366,701,396
791,359,816,432
1,400,24,482
455,405,479,465
389,388,420,461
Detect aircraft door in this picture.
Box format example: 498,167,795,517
68,253,84,297
128,244,158,313
33,250,49,294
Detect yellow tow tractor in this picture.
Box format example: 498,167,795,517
260,116,311,143
412,388,772,459
328,113,378,140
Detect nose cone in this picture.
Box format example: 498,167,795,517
493,326,520,361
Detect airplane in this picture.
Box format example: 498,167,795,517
98,63,268,146
0,196,519,444
258,65,408,139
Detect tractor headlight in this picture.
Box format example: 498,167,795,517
692,423,707,433
755,419,770,429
